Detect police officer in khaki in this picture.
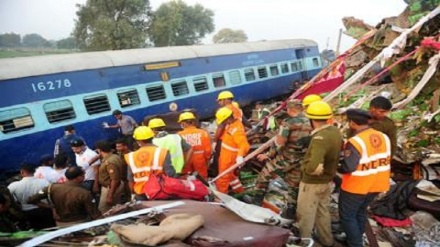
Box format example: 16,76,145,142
95,140,127,213
296,101,343,247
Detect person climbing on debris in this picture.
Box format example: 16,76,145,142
125,126,175,200
296,101,343,247
338,108,391,247
248,100,311,218
215,107,250,194
148,118,193,175
178,112,212,179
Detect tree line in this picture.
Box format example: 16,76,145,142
1,0,249,52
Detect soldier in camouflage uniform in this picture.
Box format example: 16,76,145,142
252,100,312,216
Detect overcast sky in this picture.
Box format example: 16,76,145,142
0,0,407,52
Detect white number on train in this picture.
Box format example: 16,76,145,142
31,79,72,92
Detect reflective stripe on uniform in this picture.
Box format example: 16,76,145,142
221,143,239,152
350,134,391,177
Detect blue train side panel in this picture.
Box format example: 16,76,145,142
0,39,322,172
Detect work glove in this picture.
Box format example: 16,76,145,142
236,156,244,165
311,163,324,176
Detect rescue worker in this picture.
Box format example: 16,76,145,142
368,96,397,156
215,107,250,194
105,110,138,149
28,166,101,227
95,140,127,213
115,138,133,200
34,154,63,183
251,101,275,130
253,100,311,216
148,118,193,175
296,101,342,247
53,125,84,166
339,109,391,247
71,138,100,195
177,112,212,179
125,126,175,198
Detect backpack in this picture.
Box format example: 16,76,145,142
142,174,208,200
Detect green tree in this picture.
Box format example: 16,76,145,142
149,0,214,47
213,28,248,43
22,33,47,48
57,37,77,49
73,0,152,51
0,33,21,47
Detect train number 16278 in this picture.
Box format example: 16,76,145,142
31,79,72,92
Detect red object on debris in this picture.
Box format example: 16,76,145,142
372,215,412,227
421,37,440,50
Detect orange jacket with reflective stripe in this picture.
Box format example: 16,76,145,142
221,120,250,158
124,146,167,194
226,103,243,122
341,128,391,195
178,126,212,160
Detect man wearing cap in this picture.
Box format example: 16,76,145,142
251,100,311,216
148,118,193,175
54,125,85,166
71,139,100,194
296,101,342,247
178,112,212,179
28,166,101,227
215,107,250,194
339,108,391,247
125,126,175,199
105,110,138,148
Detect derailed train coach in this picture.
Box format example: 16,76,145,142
0,39,322,172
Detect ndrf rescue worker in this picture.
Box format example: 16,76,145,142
125,126,175,198
148,118,193,175
296,101,343,247
215,107,250,194
253,100,311,216
339,109,391,247
178,112,212,179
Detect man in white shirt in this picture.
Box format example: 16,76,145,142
70,138,100,194
34,154,63,183
8,163,55,229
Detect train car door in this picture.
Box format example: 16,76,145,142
295,49,309,81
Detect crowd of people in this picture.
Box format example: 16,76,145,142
0,90,397,247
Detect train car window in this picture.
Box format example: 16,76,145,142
83,94,111,115
44,100,76,123
213,73,226,88
229,70,242,85
146,85,166,101
117,89,141,108
280,63,289,74
291,62,298,72
244,68,255,81
298,61,303,71
0,107,34,133
193,77,209,92
270,65,279,76
257,67,268,79
171,81,189,96
313,58,320,67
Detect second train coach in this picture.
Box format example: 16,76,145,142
0,39,322,172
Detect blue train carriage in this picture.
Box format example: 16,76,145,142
0,39,322,172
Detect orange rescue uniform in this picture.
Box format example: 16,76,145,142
178,126,212,179
214,103,243,142
216,119,250,193
341,128,391,194
124,146,168,195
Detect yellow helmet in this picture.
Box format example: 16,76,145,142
217,91,234,101
133,126,155,140
216,107,233,124
178,112,196,123
302,94,322,107
232,101,240,108
305,101,333,120
148,118,166,129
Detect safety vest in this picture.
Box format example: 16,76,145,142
221,120,250,158
125,146,167,194
153,134,185,173
178,126,212,160
341,128,391,195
